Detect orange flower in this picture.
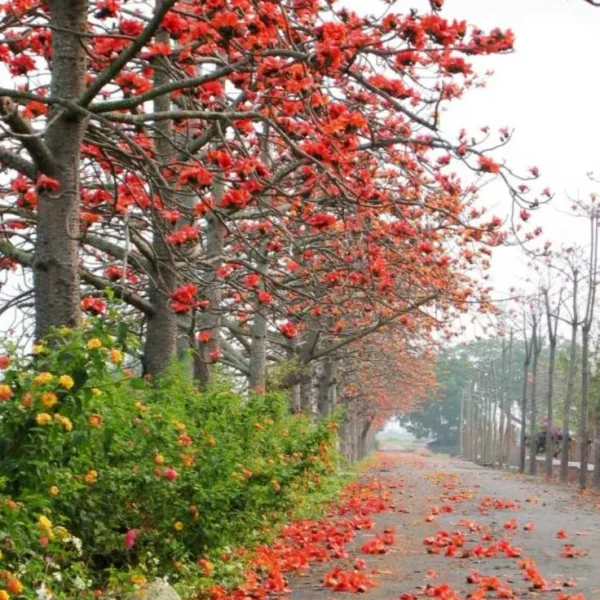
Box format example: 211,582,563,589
0,384,13,402
88,414,103,428
84,469,98,484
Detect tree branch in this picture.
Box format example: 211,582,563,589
78,0,178,108
0,97,56,175
0,146,37,178
0,239,154,315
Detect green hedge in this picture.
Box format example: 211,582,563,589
0,321,340,599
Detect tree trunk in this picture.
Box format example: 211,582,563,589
300,368,313,415
459,389,465,458
359,419,371,460
504,331,514,466
248,257,269,391
561,295,578,483
194,200,225,388
498,339,507,466
317,358,337,419
545,338,557,478
528,329,541,476
34,0,89,339
580,325,591,488
519,358,530,473
143,23,178,376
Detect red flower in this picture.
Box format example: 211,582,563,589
208,348,221,361
0,355,10,369
170,284,199,313
82,296,107,315
124,529,140,549
243,273,261,288
478,156,500,174
197,331,212,343
307,213,337,230
167,225,200,246
278,322,298,340
257,290,273,305
177,166,213,188
36,174,60,192
163,467,178,481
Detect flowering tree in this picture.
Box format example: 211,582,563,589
0,0,540,383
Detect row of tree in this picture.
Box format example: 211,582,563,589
403,195,600,488
0,0,546,457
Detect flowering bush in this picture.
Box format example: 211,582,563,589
0,321,339,599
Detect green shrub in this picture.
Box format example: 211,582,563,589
0,321,339,599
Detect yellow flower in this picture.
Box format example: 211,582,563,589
84,469,98,484
34,372,53,385
54,526,69,540
32,344,45,355
37,515,53,536
109,349,123,364
173,521,184,532
129,574,147,586
35,413,52,426
174,421,186,432
49,486,59,496
40,391,58,409
0,589,10,600
91,388,102,396
153,454,165,465
54,414,73,432
180,453,194,468
58,375,74,390
87,338,102,350
0,384,13,402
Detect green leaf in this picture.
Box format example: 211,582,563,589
72,367,89,393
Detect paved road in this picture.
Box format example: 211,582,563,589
289,452,600,599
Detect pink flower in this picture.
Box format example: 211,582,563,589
124,529,140,549
163,467,178,481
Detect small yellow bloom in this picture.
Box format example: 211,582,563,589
109,349,123,365
35,412,52,426
54,414,73,432
84,469,98,484
173,521,184,532
40,391,58,409
87,338,102,350
37,515,53,535
91,388,102,396
0,589,10,600
58,375,74,390
32,344,45,355
180,453,194,468
129,574,147,586
54,526,69,540
34,372,53,385
174,421,186,432
153,454,165,465
49,486,59,496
